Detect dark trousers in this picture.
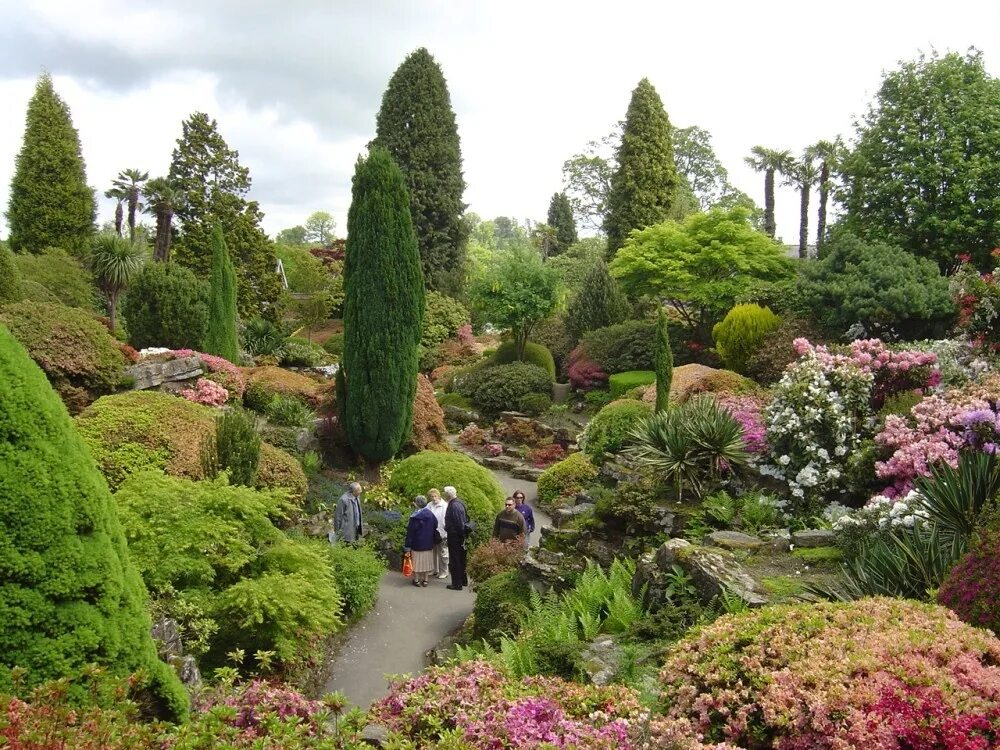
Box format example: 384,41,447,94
447,537,467,587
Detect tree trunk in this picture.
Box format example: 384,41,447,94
816,162,830,253
153,211,173,262
764,169,776,238
114,203,124,237
106,290,118,333
127,190,138,242
798,183,810,258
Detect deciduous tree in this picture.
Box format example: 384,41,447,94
304,210,336,245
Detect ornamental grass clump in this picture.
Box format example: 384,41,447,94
659,597,1000,749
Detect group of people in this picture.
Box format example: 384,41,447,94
333,482,536,592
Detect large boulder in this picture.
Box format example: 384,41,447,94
640,363,755,405
127,355,202,390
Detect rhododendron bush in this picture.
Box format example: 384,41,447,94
951,249,1000,351
171,348,247,397
179,377,229,406
659,597,1000,750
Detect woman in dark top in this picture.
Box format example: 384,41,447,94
404,495,437,587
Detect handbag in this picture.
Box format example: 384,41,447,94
402,551,413,577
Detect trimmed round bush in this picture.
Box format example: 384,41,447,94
490,340,557,380
467,538,526,586
322,332,344,356
0,324,187,719
472,571,531,644
580,399,652,461
537,452,599,509
326,543,384,622
15,247,98,310
712,303,781,373
608,370,655,399
0,301,126,413
517,391,552,416
122,261,209,350
659,597,1000,748
580,320,655,374
389,451,505,547
455,361,552,414
244,366,325,408
256,442,308,503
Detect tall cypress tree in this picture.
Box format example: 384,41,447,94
604,78,678,258
0,243,22,303
655,307,673,413
546,192,578,255
372,48,467,295
565,260,630,342
203,224,239,361
169,113,282,320
7,74,95,256
342,148,424,463
0,324,187,719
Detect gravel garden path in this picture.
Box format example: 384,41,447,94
323,466,550,710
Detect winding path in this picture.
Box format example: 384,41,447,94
323,466,550,710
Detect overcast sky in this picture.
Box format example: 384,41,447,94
0,0,997,246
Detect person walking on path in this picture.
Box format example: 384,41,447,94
427,488,449,579
404,495,437,587
335,482,364,543
443,485,470,590
513,490,535,548
493,496,527,543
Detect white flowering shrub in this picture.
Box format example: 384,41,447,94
831,490,930,556
761,354,875,513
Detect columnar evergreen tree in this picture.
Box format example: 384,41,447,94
604,78,679,258
655,306,672,413
565,259,630,342
0,242,22,304
372,48,467,295
342,148,425,463
0,324,187,719
169,112,282,319
7,74,95,256
203,224,239,361
546,192,578,255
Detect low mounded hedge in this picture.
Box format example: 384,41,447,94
14,247,99,311
537,452,599,509
256,443,308,503
608,370,655,399
243,366,325,409
580,399,652,462
472,570,531,644
712,303,781,373
455,361,552,415
490,341,557,380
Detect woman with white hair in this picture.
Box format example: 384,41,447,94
404,495,437,587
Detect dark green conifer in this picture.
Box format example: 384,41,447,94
7,74,95,256
203,225,239,361
546,192,578,255
565,260,630,342
0,324,187,719
604,78,679,258
655,307,673,413
372,48,467,295
0,243,22,303
342,148,425,462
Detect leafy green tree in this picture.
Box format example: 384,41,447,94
89,232,144,333
605,78,679,257
0,241,23,304
168,112,282,319
342,148,424,463
610,207,793,340
142,177,185,263
471,244,560,360
546,192,577,255
275,225,307,246
122,262,209,350
796,231,955,339
562,126,618,232
840,50,1000,269
806,138,844,254
655,306,672,413
565,259,630,342
744,146,793,239
546,237,607,301
673,126,732,211
304,210,336,245
0,324,187,719
112,169,148,242
783,152,819,258
372,48,467,295
203,225,239,361
7,74,95,256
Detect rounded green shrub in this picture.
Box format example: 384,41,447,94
517,391,552,416
712,303,781,373
279,338,325,367
580,320,655,374
18,279,60,304
472,570,531,644
122,262,209,350
204,406,261,486
421,291,470,348
389,451,505,546
608,370,656,399
537,452,599,508
0,301,126,413
15,247,98,310
581,399,652,461
322,332,344,356
255,443,309,503
455,361,552,414
327,543,385,622
0,241,23,303
489,340,557,380
0,324,186,719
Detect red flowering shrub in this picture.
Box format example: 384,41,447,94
659,597,1000,749
468,538,525,583
952,249,1000,351
938,521,1000,636
118,343,140,363
529,443,566,467
567,346,608,390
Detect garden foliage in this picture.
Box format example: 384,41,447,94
472,571,532,644
421,291,470,349
204,406,261,486
15,247,98,310
326,543,384,622
489,340,557,380
537,452,599,508
580,399,651,461
455,361,552,414
468,539,526,586
711,303,781,373
655,306,672,412
608,370,656,399
203,224,240,362
546,191,578,254
122,262,209,350
0,241,22,303
564,260,630,343
580,319,656,373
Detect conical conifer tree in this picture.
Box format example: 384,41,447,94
372,48,467,295
0,243,22,303
7,74,95,255
655,307,673,413
342,148,425,462
203,224,239,361
565,260,630,342
0,324,187,719
604,78,679,257
546,192,578,255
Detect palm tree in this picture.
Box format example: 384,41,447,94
744,147,792,239
783,153,820,258
112,168,149,242
806,139,844,254
143,177,185,262
90,232,145,333
104,185,127,237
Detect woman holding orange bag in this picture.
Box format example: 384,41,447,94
403,495,437,587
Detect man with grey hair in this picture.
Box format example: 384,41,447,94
443,485,470,590
334,482,363,543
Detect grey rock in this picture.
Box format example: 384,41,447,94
482,455,520,472
574,492,593,506
581,635,623,687
151,617,183,659
503,446,523,458
168,654,202,690
520,548,582,594
552,502,595,528
648,506,678,536
552,382,571,405
512,464,544,482
443,404,479,425
540,525,582,550
128,356,203,390
295,427,319,454
791,529,836,548
599,458,642,484
498,412,556,440
706,530,766,550
764,529,792,553
360,723,390,747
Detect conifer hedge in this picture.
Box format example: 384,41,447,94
203,225,240,361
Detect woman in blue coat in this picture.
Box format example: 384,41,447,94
404,495,438,587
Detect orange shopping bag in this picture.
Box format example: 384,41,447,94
402,551,413,577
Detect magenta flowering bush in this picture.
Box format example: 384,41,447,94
716,394,767,455
194,679,329,738
658,597,1000,750
180,377,229,406
484,442,504,457
372,661,644,749
938,523,1000,637
171,348,247,397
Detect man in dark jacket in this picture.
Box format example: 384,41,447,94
443,485,469,590
493,497,527,543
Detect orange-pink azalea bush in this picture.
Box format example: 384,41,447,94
658,597,1000,750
